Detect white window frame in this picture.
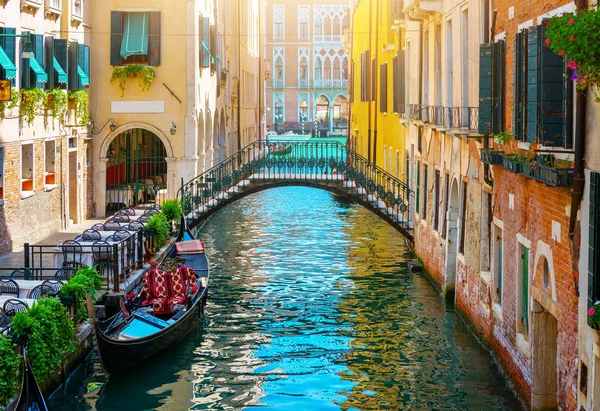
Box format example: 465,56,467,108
273,5,285,40
298,6,310,40
44,139,57,191
21,142,35,198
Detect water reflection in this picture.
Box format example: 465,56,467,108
49,187,521,410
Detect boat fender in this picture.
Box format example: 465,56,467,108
407,260,423,273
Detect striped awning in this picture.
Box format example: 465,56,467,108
29,57,48,86
0,45,16,80
53,56,68,84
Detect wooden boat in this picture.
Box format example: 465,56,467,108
92,215,210,374
9,348,49,411
269,145,292,155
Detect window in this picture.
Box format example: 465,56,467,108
461,10,469,126
300,60,308,79
274,94,284,124
0,146,4,201
423,164,428,219
481,191,492,270
392,51,405,114
21,33,48,90
273,5,285,40
21,143,34,193
517,243,530,337
423,30,429,105
434,170,440,231
45,140,56,186
314,57,322,81
493,224,504,305
441,172,449,238
480,0,490,43
111,11,161,66
589,172,600,326
298,6,309,40
199,15,210,68
299,99,308,122
435,25,442,106
416,160,421,215
478,40,505,133
459,180,467,254
446,19,453,113
73,0,83,18
380,63,388,113
273,48,284,87
513,24,573,147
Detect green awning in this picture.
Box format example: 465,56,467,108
202,41,215,63
120,12,149,60
0,45,16,80
29,57,48,86
53,57,68,84
77,65,89,86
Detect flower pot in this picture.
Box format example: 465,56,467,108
480,149,504,165
502,157,522,174
539,166,574,187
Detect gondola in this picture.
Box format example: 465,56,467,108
91,215,210,374
9,348,49,411
269,145,292,155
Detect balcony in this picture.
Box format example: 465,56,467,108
45,0,62,16
314,79,348,89
314,34,342,43
72,0,82,22
298,79,310,88
273,79,284,88
21,0,43,11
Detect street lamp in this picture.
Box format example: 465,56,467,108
21,36,34,59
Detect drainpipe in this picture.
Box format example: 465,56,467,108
367,0,372,162
483,9,497,187
569,0,588,260
373,0,380,165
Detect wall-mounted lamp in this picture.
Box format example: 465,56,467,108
89,118,117,135
170,121,177,136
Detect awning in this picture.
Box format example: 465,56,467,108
0,45,16,80
77,65,89,86
29,57,48,86
53,57,68,84
120,12,149,60
202,41,218,63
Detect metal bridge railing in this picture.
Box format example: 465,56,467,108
178,140,415,238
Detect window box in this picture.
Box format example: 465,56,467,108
480,148,504,165
22,179,34,192
502,155,522,174
536,165,574,187
519,161,539,179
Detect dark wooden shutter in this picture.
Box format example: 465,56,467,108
202,17,210,67
492,40,505,134
21,37,31,89
110,11,123,66
589,171,600,326
397,50,405,111
526,26,539,143
68,40,79,90
513,32,524,140
478,43,492,133
33,34,44,68
148,11,161,66
4,28,15,86
371,58,376,102
54,39,68,86
45,36,55,89
539,23,566,146
210,24,217,73
380,63,388,113
84,45,90,78
78,43,85,89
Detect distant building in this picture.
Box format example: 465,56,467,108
265,0,350,135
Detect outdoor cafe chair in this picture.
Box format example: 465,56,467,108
9,268,33,281
61,240,83,269
120,207,136,216
113,214,130,223
42,279,63,295
3,299,28,318
54,267,76,281
92,241,114,283
104,221,121,231
128,221,144,232
81,229,101,241
28,284,51,299
91,223,106,231
115,230,131,240
0,278,20,297
143,208,159,217
105,234,121,243
137,215,150,223
0,313,11,334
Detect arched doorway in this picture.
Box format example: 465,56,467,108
333,95,348,130
105,128,167,214
316,95,330,134
445,179,460,296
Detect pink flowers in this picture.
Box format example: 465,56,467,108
571,35,575,41
569,18,575,26
545,38,551,46
589,307,596,316
568,60,577,69
558,50,564,56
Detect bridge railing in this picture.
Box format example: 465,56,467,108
178,140,414,237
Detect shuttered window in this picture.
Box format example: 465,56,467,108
526,26,539,143
210,24,217,73
68,40,79,90
393,51,405,114
45,36,55,89
589,171,600,327
380,63,388,113
478,41,505,134
110,11,161,66
54,39,69,87
0,27,16,86
200,16,211,68
513,31,527,141
371,58,376,102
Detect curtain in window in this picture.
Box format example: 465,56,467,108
121,12,149,59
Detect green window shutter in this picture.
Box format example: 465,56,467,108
539,23,566,147
589,172,600,326
68,40,79,90
513,32,525,140
202,17,210,67
78,43,85,89
33,34,44,68
380,63,388,112
148,11,161,66
21,37,31,89
526,26,539,143
3,28,15,86
110,11,123,66
478,43,492,133
45,36,55,89
54,39,68,85
210,24,217,73
84,45,90,78
492,40,505,134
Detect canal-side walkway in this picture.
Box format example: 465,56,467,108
0,218,105,269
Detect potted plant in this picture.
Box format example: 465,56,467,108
480,148,504,165
20,88,46,126
110,65,156,97
67,89,89,125
589,301,600,329
537,157,574,187
502,153,523,174
45,88,68,121
519,154,539,179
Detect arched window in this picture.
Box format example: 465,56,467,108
274,99,284,124
314,57,322,80
342,57,349,79
274,57,283,80
324,57,331,80
300,57,308,80
333,58,340,81
299,99,308,122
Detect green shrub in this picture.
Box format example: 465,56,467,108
11,298,75,383
146,212,171,251
0,336,20,407
161,199,181,222
59,266,104,324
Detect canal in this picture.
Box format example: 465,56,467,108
49,187,522,410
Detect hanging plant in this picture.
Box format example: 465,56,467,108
0,86,19,117
20,88,46,126
67,89,89,126
545,8,600,101
45,88,68,121
110,64,156,97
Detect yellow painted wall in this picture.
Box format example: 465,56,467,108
350,0,406,182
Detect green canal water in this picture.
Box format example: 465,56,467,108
48,187,522,410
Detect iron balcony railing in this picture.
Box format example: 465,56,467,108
178,140,415,239
298,79,310,88
273,79,284,88
407,104,422,121
313,34,343,43
450,107,480,130
313,79,348,88
397,104,407,118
